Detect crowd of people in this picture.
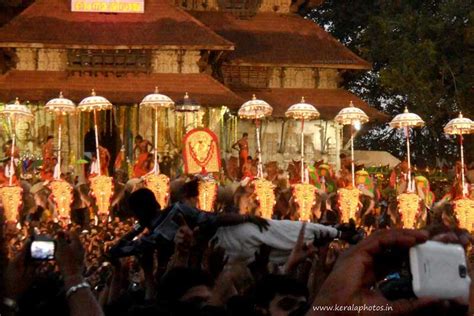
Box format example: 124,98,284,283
1,133,474,315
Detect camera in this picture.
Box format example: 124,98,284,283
30,237,56,261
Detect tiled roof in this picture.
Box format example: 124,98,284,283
191,11,370,69
0,71,243,107
233,88,387,121
0,0,233,49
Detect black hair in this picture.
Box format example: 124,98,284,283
159,267,214,303
128,188,160,225
46,135,54,141
254,274,308,308
243,132,248,137
135,135,143,141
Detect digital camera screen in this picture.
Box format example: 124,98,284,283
31,241,55,260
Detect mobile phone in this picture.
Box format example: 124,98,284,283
30,239,56,261
378,241,471,303
410,241,470,302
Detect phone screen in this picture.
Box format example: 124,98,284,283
30,240,55,260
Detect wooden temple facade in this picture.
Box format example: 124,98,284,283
0,0,384,174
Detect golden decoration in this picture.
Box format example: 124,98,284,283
398,193,420,229
49,180,73,221
89,175,114,216
252,178,276,219
338,187,360,223
183,128,221,174
144,173,170,209
198,179,218,212
454,198,474,232
293,183,317,221
0,185,23,223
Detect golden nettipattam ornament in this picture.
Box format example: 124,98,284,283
49,180,73,221
197,179,218,212
444,112,474,197
252,178,276,219
0,98,34,186
238,95,272,178
398,193,420,229
453,198,474,232
140,88,174,208
335,101,369,187
90,174,114,217
293,183,317,221
144,173,170,209
338,187,360,223
389,107,425,192
0,185,23,223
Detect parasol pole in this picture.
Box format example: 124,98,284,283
154,107,160,175
255,119,263,178
300,118,305,184
350,123,355,188
93,109,101,176
56,115,62,179
8,115,15,186
405,126,412,192
460,133,466,196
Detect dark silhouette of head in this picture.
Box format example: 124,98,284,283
243,132,248,138
182,178,199,200
128,188,160,227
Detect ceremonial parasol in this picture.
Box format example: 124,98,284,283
77,89,113,176
140,87,174,209
45,92,76,179
238,94,273,178
175,92,201,130
45,92,76,222
444,112,474,197
334,101,369,187
0,98,34,185
286,97,320,183
389,107,424,192
140,87,174,175
0,98,33,223
78,90,113,217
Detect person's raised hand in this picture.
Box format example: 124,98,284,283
285,222,316,274
311,229,437,315
202,238,229,279
56,229,85,279
174,214,195,254
4,240,36,300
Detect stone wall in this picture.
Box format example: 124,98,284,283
266,67,342,89
15,48,68,71
151,49,200,73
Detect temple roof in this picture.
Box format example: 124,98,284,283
233,88,387,121
191,11,371,69
0,0,233,50
0,71,243,106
